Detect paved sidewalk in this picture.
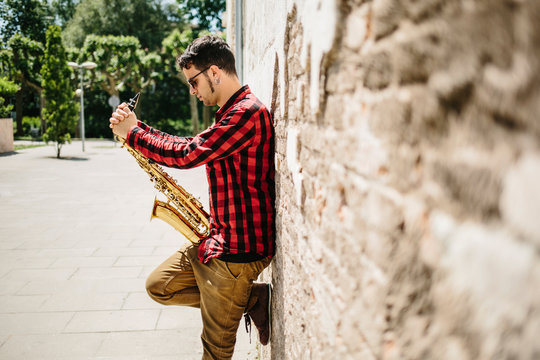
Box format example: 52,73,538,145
0,140,258,359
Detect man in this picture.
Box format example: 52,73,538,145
109,35,275,359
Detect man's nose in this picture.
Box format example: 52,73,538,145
189,86,196,95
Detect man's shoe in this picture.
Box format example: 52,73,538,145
244,283,272,345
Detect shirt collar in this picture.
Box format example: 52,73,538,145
215,85,251,119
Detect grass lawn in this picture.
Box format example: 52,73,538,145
14,144,47,151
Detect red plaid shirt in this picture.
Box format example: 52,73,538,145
126,85,275,263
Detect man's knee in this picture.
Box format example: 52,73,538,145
145,270,167,302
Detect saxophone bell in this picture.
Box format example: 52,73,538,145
151,196,205,244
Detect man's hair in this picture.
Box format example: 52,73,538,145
177,35,237,76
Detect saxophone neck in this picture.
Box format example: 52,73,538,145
114,135,126,145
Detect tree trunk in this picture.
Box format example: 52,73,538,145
40,92,46,135
190,94,199,135
202,105,212,129
15,90,23,136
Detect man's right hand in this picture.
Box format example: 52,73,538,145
109,103,138,139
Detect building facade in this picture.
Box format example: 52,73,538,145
226,0,540,359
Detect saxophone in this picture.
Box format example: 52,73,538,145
115,93,210,244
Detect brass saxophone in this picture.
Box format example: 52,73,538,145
115,93,210,244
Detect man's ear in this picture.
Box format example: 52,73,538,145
209,65,221,79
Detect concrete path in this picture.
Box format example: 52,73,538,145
0,140,258,360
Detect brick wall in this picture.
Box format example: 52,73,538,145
228,0,540,359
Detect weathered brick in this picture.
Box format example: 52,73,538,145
362,50,393,89
372,0,403,39
500,153,540,244
430,156,502,218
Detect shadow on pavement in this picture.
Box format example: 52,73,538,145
43,156,90,161
0,151,18,157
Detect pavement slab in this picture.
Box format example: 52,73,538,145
0,140,257,359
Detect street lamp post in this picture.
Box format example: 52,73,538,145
68,61,97,152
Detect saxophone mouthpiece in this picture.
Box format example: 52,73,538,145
127,92,140,111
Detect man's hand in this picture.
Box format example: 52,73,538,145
109,103,138,139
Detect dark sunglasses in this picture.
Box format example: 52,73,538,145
188,66,211,89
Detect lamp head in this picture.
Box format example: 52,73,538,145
81,61,97,70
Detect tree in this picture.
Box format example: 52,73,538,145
0,0,52,135
63,0,171,51
177,0,225,33
6,35,44,136
0,0,53,46
125,49,162,115
0,77,19,118
41,25,79,158
50,0,80,28
161,28,201,133
81,34,141,99
161,28,217,134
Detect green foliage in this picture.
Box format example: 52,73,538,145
0,0,225,142
82,34,141,96
50,0,80,28
63,0,172,51
138,71,192,136
177,0,225,33
0,77,18,117
154,118,193,137
14,143,47,150
0,0,53,46
3,35,44,136
127,49,162,93
7,35,44,90
162,28,195,77
12,116,41,137
83,87,115,139
41,25,79,158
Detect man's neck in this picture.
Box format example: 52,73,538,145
217,77,243,108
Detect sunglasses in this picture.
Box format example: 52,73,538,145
188,66,211,89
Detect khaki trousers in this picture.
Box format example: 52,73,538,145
146,241,271,360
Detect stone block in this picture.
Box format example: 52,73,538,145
394,29,445,85
40,292,126,312
362,50,392,90
96,330,202,359
369,95,411,144
64,309,160,333
429,155,501,218
402,0,448,22
372,0,403,39
429,213,539,358
0,333,106,359
0,118,14,153
500,153,540,244
344,5,370,50
0,312,74,336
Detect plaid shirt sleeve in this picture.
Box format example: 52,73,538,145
126,107,255,169
136,121,193,143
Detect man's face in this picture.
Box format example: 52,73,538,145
183,65,217,106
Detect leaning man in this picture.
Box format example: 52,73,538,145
109,35,275,359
